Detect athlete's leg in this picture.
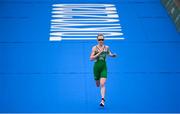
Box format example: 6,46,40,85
94,62,100,87
96,80,100,87
100,77,106,106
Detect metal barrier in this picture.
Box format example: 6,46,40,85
161,0,180,32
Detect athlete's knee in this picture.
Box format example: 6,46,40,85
100,78,106,86
100,82,105,87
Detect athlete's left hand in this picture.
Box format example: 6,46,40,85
112,53,117,57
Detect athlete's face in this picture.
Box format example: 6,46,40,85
97,36,104,45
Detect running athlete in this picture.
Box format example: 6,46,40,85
90,33,117,107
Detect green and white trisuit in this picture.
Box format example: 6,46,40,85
93,45,110,80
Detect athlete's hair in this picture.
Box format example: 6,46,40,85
97,33,104,39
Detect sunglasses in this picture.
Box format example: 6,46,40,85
98,39,104,41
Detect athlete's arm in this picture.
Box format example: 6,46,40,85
90,46,103,61
106,46,117,57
